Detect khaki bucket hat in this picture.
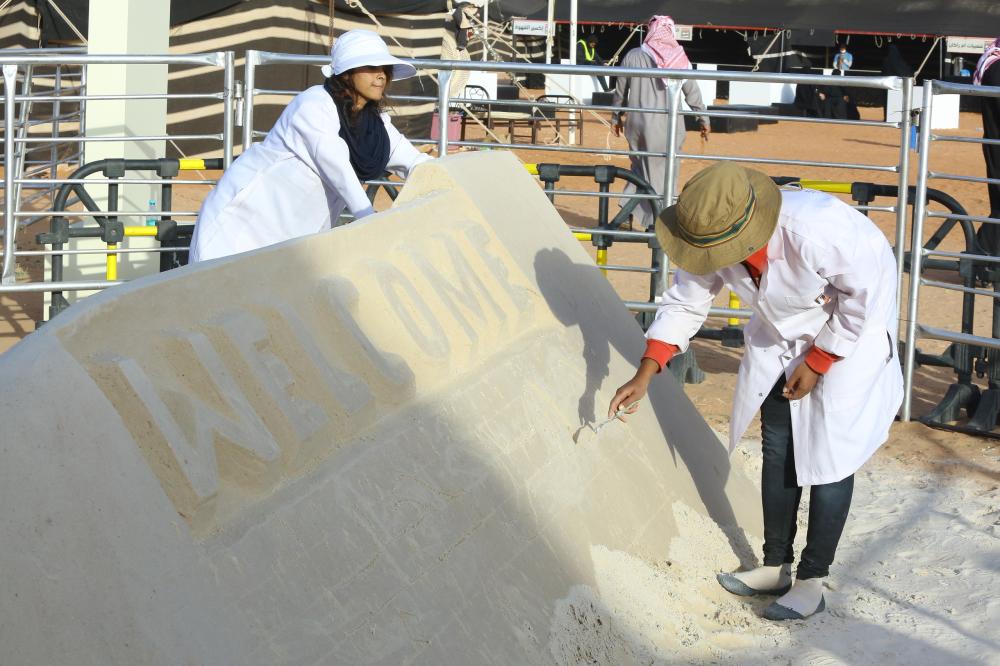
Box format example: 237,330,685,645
655,162,782,275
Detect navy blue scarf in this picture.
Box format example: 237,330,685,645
324,79,390,181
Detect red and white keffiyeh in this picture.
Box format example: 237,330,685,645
973,37,1000,86
641,15,690,71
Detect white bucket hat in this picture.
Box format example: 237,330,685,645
321,29,417,80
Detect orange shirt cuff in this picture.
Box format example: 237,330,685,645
805,345,840,374
643,339,680,373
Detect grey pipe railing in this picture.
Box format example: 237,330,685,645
0,51,234,292
900,78,1000,422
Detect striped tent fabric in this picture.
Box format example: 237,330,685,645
0,2,84,177
0,0,549,159
0,1,41,48
168,0,451,158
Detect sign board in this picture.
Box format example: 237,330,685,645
512,19,552,37
946,36,990,54
674,24,693,42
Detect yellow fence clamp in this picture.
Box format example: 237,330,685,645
106,226,162,280
595,247,608,277
178,158,208,171
106,243,117,280
530,162,606,276
795,180,852,195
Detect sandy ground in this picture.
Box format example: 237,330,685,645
1,100,998,663
548,442,999,665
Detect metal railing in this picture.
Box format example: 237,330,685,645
0,51,236,290
241,53,911,320
0,48,87,228
901,79,1000,424
2,55,916,336
6,49,997,428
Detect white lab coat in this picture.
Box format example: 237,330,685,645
190,85,430,262
648,189,903,485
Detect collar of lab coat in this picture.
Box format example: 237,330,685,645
765,221,785,261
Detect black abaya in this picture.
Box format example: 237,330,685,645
977,64,1000,254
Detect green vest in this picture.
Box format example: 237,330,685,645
577,39,595,62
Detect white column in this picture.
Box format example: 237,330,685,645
85,0,169,211
51,0,170,309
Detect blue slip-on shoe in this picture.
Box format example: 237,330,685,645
716,572,792,597
761,595,826,621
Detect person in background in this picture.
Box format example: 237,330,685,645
817,82,861,121
878,44,913,117
791,63,823,117
612,15,710,230
975,38,1000,255
577,36,610,91
832,43,853,75
450,1,481,53
189,30,430,262
609,162,903,621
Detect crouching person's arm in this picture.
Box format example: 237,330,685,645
608,269,723,420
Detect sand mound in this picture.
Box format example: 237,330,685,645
0,152,760,664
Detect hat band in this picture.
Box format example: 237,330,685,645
676,187,757,248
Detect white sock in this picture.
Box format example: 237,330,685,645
774,577,825,615
731,564,791,591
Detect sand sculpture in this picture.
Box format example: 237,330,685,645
0,151,760,663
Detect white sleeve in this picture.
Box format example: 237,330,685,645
645,269,724,353
286,99,375,219
809,237,881,358
382,114,432,178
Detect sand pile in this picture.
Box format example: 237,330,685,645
0,152,762,664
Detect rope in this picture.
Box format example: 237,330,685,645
465,12,571,145
45,0,86,44
344,0,511,151
606,24,642,66
751,30,782,72
466,11,617,148
345,0,434,84
346,0,618,155
913,36,942,79
440,36,508,146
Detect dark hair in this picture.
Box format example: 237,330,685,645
324,66,393,126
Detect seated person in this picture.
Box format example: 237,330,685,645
577,37,610,91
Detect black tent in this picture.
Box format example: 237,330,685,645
32,0,999,44
496,0,1000,39
34,1,242,43
34,1,454,44
20,0,449,152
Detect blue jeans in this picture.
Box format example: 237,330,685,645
760,376,854,580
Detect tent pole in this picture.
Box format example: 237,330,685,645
545,0,554,64
569,0,578,65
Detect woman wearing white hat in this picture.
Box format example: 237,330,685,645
189,30,431,262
